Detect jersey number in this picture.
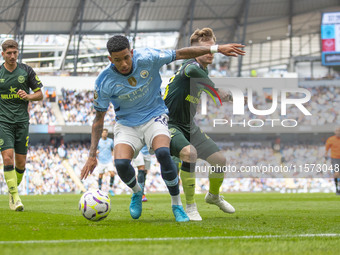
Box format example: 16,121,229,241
154,116,167,126
26,136,29,147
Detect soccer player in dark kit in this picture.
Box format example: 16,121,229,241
164,28,244,220
0,39,43,211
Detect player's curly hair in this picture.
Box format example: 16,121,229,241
106,35,130,54
1,39,18,52
190,28,216,46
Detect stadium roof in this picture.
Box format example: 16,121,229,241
1,0,340,48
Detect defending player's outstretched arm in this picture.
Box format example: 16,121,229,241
175,43,245,60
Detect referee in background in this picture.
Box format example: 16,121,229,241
325,127,340,195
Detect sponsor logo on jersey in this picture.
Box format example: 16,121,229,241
0,139,4,146
1,86,20,99
94,91,98,99
18,76,25,83
9,86,17,93
1,94,20,99
185,94,200,104
140,70,149,78
0,79,5,83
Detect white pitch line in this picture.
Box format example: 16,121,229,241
0,233,339,245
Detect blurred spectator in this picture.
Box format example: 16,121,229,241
28,101,57,125
58,89,115,126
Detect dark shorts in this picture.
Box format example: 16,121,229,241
169,123,219,160
331,158,340,173
0,122,29,154
171,156,181,172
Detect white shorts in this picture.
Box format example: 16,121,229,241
96,161,116,175
114,114,170,158
133,151,152,170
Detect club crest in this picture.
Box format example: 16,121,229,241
128,77,137,86
140,70,149,78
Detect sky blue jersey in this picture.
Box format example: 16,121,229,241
94,48,176,126
97,137,114,164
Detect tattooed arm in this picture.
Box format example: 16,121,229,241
80,111,106,179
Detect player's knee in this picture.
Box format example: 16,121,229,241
2,154,14,165
16,164,25,170
114,159,131,175
179,145,197,163
154,147,171,164
207,152,226,166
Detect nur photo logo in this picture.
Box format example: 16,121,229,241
196,78,312,128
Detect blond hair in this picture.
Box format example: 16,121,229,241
190,28,216,46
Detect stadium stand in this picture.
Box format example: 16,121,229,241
0,143,335,195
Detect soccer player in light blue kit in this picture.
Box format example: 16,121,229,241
96,128,115,196
80,35,245,222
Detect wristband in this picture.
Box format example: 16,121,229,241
210,45,219,54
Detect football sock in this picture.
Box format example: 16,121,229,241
98,178,102,190
137,170,146,193
15,167,25,186
180,161,196,204
208,172,224,195
171,194,182,206
110,176,115,188
131,182,142,193
4,165,20,201
155,147,179,196
115,159,137,189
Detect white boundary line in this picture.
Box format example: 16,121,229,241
0,233,339,245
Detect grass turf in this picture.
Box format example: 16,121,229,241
0,193,339,255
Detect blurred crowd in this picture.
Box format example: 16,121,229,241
58,89,116,126
26,85,339,127
28,101,57,125
0,143,335,195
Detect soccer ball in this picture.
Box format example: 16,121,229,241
79,189,111,221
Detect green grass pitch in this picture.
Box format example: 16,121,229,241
0,193,339,255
